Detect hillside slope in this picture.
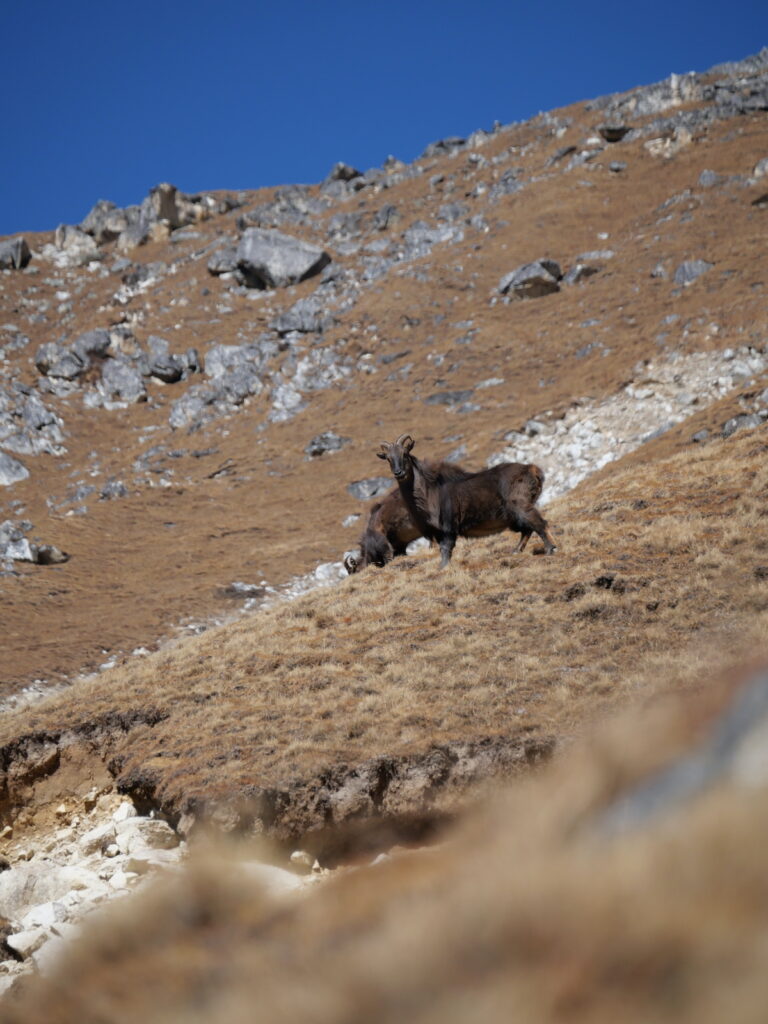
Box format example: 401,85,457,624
1,49,767,700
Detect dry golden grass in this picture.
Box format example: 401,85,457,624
6,661,768,1024
2,425,766,837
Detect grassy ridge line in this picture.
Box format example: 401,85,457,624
1,427,766,819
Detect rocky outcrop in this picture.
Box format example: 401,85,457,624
0,791,184,990
490,346,768,501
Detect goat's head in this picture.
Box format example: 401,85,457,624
343,553,359,575
377,434,415,480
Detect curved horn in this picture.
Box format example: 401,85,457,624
395,434,415,451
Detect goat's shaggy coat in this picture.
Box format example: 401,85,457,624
378,434,556,567
345,462,473,573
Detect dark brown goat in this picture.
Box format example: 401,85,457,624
344,488,420,574
345,461,474,574
377,434,556,568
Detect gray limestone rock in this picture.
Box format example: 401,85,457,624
35,342,87,380
146,336,185,383
98,359,147,404
271,296,333,335
563,263,600,285
499,259,563,299
424,389,475,406
80,200,129,243
0,452,30,486
673,259,714,285
0,236,32,269
236,228,331,288
72,328,111,362
722,413,764,438
347,477,393,500
305,432,350,457
207,245,239,276
54,224,100,264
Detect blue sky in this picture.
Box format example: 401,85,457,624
2,1,767,236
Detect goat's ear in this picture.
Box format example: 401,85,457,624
376,451,388,460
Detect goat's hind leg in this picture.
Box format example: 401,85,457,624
513,528,532,553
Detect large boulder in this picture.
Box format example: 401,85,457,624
236,228,331,288
207,246,239,276
72,328,111,362
145,336,185,383
499,259,563,299
0,236,31,269
79,200,129,244
53,225,100,265
98,359,147,404
0,451,29,487
35,342,87,380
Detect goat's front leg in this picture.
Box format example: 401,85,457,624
438,534,456,568
514,529,532,553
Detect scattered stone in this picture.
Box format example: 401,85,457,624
305,432,350,457
207,246,239,276
722,413,764,438
598,124,631,142
80,199,129,244
546,145,577,166
0,236,32,270
53,224,100,265
499,259,562,299
100,479,128,500
424,389,474,407
145,335,186,383
347,477,393,501
6,928,47,960
35,342,87,380
325,161,363,183
20,900,67,931
98,359,147,405
0,453,30,486
271,295,333,335
78,822,117,856
112,801,138,823
73,328,111,362
236,228,331,288
673,259,713,286
698,169,722,187
114,817,179,854
563,263,600,285
123,849,181,874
